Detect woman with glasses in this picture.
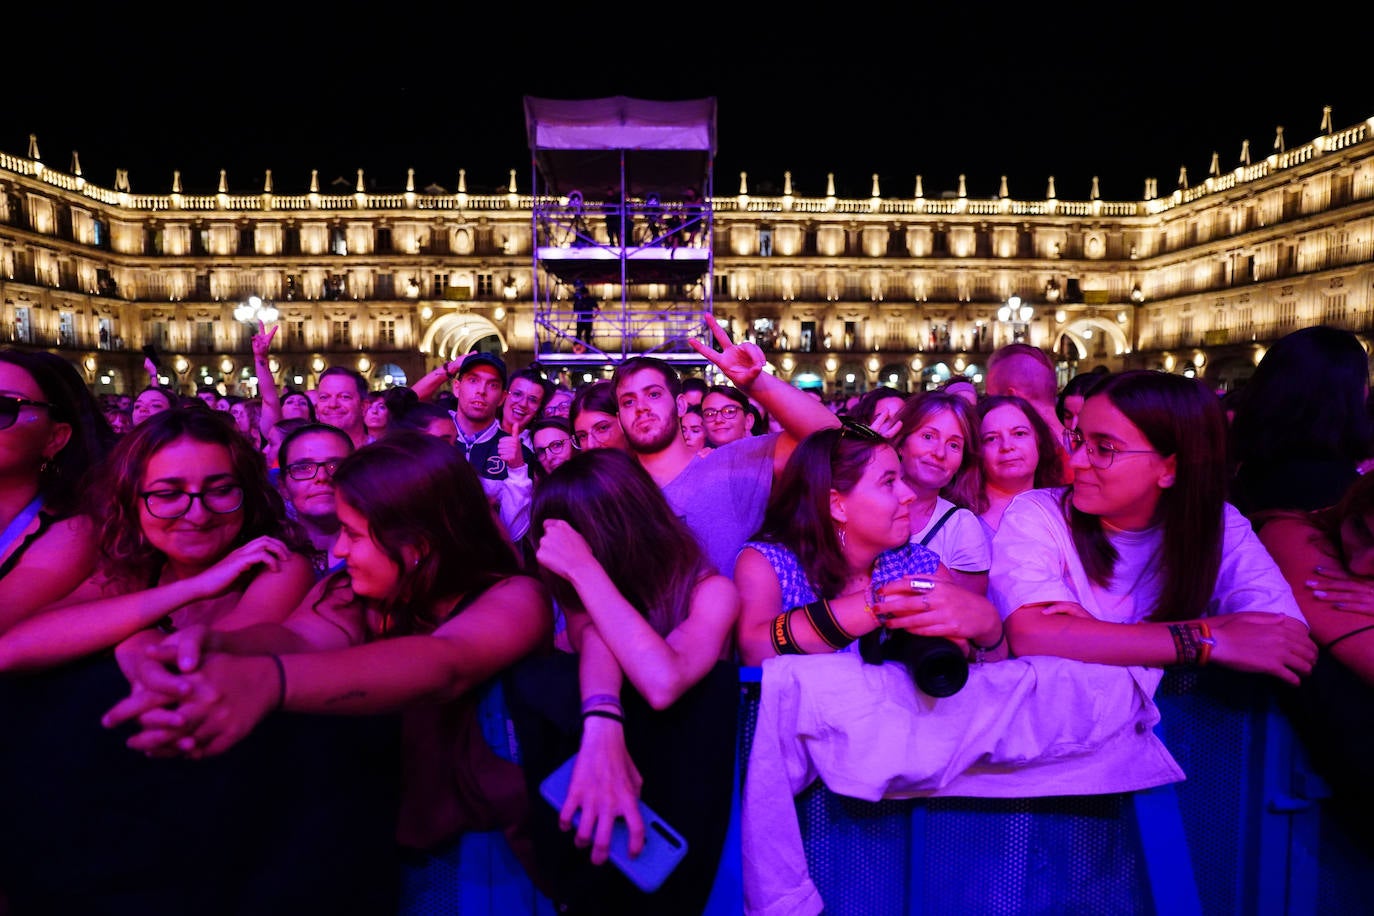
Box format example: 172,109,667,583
0,408,316,673
95,432,552,910
276,422,355,575
995,370,1315,680
569,380,628,452
505,447,738,916
975,394,1066,535
0,349,116,635
529,416,578,477
701,384,756,449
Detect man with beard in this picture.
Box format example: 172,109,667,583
612,317,840,577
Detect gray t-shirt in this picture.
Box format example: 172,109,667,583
661,432,778,578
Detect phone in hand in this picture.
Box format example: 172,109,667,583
539,752,688,893
140,343,160,369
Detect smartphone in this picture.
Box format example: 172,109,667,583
538,752,688,893
140,343,160,367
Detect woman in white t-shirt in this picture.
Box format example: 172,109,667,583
889,390,990,594
994,370,1316,682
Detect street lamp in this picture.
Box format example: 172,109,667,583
233,294,279,325
997,295,1034,343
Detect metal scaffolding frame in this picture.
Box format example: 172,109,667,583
524,96,716,371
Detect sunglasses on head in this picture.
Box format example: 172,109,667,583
0,396,54,431
838,416,885,442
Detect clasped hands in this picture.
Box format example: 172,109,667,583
103,625,276,760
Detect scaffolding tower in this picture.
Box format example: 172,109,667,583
524,96,716,372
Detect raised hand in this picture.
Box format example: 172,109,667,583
189,536,292,602
251,320,278,360
688,314,764,390
497,418,527,469
535,518,599,583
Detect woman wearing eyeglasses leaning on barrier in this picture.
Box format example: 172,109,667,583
0,407,320,914
0,349,116,635
994,370,1316,682
0,408,317,673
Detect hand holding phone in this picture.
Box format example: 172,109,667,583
539,752,688,893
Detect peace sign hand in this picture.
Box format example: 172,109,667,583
689,314,764,391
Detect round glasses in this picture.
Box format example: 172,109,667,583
1062,428,1157,470
284,458,344,481
141,483,245,519
0,395,54,431
703,405,742,421
534,437,579,461
572,419,617,449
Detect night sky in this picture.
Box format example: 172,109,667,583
8,5,1370,202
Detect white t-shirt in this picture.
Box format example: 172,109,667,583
910,496,990,575
989,487,1305,625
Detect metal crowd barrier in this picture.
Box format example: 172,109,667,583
397,666,1369,916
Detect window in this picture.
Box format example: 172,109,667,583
287,319,307,348
378,318,396,346
332,320,350,346
58,312,75,346
330,227,348,256
195,320,214,352
477,273,494,297
800,320,816,353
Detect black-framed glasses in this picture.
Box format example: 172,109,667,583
838,416,885,442
1062,427,1157,470
284,458,344,481
572,419,617,448
0,395,54,431
703,405,743,421
140,483,245,519
534,437,578,460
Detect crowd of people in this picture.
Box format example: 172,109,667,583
0,321,1368,915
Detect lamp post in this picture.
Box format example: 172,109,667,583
234,294,279,326
997,294,1034,344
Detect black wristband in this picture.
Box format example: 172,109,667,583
269,654,287,710
970,619,1007,653
582,708,624,724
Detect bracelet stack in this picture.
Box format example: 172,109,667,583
1168,622,1214,667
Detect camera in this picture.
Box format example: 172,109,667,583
860,630,969,698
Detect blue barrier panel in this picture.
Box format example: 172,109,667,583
398,666,1372,915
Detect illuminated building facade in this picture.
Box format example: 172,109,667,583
1,108,1371,398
